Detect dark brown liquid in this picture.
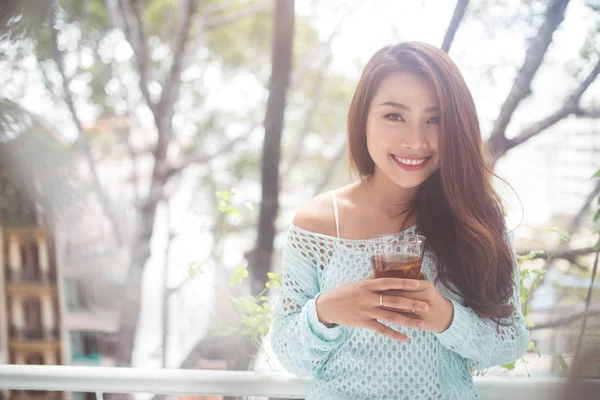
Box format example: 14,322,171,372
372,254,422,279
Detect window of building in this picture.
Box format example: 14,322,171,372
64,278,88,311
70,332,100,363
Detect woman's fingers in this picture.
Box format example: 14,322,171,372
364,320,409,342
374,309,425,329
380,294,429,313
368,277,423,292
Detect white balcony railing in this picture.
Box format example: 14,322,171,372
1,365,599,399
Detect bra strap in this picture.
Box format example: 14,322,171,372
331,191,340,239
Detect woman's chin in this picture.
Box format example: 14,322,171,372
386,170,432,189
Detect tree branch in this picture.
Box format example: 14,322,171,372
124,123,141,207
204,0,269,29
165,125,258,180
282,15,346,179
158,0,200,117
529,304,600,331
314,142,347,195
568,179,600,236
507,59,600,150
520,246,597,264
283,55,330,177
520,180,599,305
49,6,123,245
290,11,346,89
106,0,155,111
575,108,600,119
508,106,575,148
79,0,91,52
574,250,599,361
487,0,570,159
441,0,469,53
35,56,62,105
203,0,236,17
140,0,200,220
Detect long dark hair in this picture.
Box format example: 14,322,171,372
348,42,515,320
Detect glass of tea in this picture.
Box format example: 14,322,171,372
369,233,426,280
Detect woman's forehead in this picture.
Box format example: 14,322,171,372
374,71,439,106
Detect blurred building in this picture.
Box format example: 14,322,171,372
0,178,62,364
0,102,128,399
0,113,68,400
547,119,600,217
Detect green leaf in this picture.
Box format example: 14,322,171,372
524,316,534,327
524,305,531,317
187,261,207,278
502,362,516,370
591,169,600,179
520,285,528,298
594,209,600,224
555,355,568,373
229,266,249,287
526,341,541,358
266,272,281,288
530,269,547,275
517,251,544,261
216,190,232,201
217,201,228,212
547,227,570,242
226,206,241,216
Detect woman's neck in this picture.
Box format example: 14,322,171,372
355,169,418,219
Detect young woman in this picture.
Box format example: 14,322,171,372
270,42,530,400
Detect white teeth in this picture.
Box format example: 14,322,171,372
393,155,427,166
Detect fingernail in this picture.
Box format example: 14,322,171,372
420,304,429,312
410,280,420,287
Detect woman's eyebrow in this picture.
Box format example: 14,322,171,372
379,101,439,112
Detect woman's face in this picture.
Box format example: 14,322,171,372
366,71,440,189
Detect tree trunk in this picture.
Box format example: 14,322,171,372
146,2,296,387
250,0,295,297
115,119,171,367
111,0,200,367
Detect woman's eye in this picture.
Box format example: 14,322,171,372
427,116,439,124
385,113,404,121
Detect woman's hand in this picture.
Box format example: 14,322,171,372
315,276,430,342
387,278,455,333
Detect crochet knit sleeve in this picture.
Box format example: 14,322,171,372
270,225,350,376
434,231,531,370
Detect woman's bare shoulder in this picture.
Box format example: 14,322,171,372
292,191,338,237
